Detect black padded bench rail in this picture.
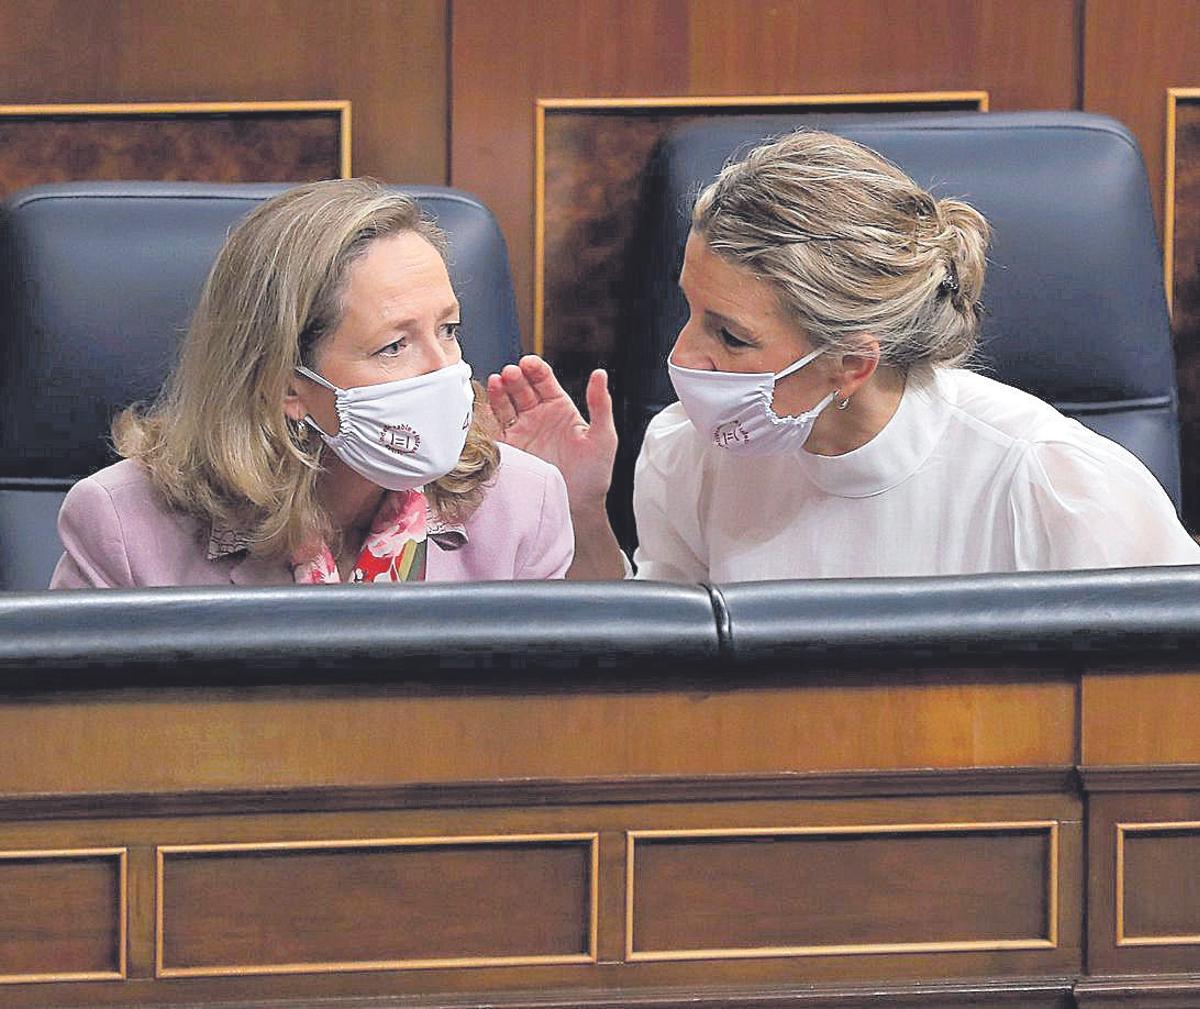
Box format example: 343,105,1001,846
0,568,1198,687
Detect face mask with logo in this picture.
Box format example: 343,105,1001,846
294,360,474,491
667,347,837,457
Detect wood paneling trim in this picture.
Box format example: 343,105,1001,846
1165,88,1191,310
155,833,598,978
625,821,1059,962
1075,974,1200,1009
0,100,352,178
0,767,1078,821
0,846,126,985
532,90,988,354
1081,765,1200,792
1116,821,1200,947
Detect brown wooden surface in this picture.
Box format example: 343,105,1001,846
0,852,122,981
1083,0,1200,230
452,0,1079,349
0,791,1078,1005
0,675,1075,795
1081,672,1200,766
1122,827,1200,941
0,112,341,197
0,0,447,184
631,826,1053,954
160,840,591,972
1086,792,1200,977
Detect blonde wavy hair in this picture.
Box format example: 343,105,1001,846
692,129,991,373
114,178,499,559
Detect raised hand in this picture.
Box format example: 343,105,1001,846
486,355,618,513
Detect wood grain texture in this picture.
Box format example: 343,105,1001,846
1081,672,1200,766
1087,792,1200,977
0,0,447,183
1083,0,1200,229
0,112,341,197
0,791,1077,1004
159,839,593,974
1120,826,1200,942
1168,96,1200,528
452,0,1079,349
629,825,1055,956
0,676,1075,795
0,851,123,982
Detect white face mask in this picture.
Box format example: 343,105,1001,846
295,360,474,491
668,348,837,456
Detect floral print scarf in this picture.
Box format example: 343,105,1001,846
291,489,428,584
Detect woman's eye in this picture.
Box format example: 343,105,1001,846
378,339,406,357
441,322,462,342
719,326,751,349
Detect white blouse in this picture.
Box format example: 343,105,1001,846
632,368,1200,582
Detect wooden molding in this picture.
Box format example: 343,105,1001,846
1075,974,1200,1009
0,766,1077,821
155,833,598,978
51,978,1077,1008
1115,820,1200,947
0,99,353,179
626,820,1058,962
1081,764,1200,792
1164,87,1200,314
0,846,126,984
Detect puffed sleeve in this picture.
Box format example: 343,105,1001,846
514,460,574,579
631,405,709,583
50,477,135,589
1009,434,1200,571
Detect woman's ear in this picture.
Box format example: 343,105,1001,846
832,335,882,399
283,379,308,423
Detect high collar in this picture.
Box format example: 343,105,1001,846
794,369,953,498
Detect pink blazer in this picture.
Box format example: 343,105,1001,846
50,445,574,588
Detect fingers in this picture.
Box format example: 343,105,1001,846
485,373,517,431
517,354,570,403
502,361,542,414
584,368,616,438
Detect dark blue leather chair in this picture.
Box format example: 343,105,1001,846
614,111,1181,547
0,182,521,591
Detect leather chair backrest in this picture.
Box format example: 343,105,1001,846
0,182,521,591
616,111,1180,545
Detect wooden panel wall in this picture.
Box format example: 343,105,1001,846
0,0,448,183
451,0,1081,349
1083,0,1200,226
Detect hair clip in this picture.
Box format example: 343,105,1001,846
940,260,960,296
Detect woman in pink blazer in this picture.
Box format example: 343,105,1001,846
51,180,573,589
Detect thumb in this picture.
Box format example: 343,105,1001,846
585,368,616,439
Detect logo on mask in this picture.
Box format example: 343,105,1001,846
380,423,420,455
713,420,750,448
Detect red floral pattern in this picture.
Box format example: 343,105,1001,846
291,489,428,585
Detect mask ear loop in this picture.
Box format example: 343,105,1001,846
294,365,340,438
771,346,825,382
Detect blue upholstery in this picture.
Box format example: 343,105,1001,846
0,182,521,591
614,111,1181,546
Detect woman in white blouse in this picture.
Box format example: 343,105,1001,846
487,129,1200,580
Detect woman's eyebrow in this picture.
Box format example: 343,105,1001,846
705,309,748,333
438,300,462,321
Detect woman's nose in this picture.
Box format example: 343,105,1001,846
668,325,705,370
423,333,460,372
